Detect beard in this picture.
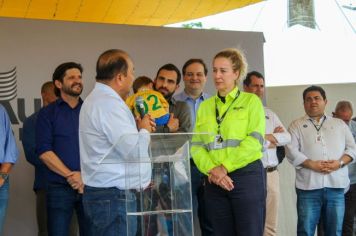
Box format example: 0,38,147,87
62,83,83,97
157,87,174,100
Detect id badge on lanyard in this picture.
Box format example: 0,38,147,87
215,90,240,150
214,135,223,149
309,116,326,144
315,133,322,143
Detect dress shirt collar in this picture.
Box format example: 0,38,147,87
56,96,83,108
180,90,209,101
95,82,123,100
305,114,327,125
215,86,239,103
169,96,177,105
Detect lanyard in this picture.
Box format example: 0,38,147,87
309,115,326,133
215,90,240,135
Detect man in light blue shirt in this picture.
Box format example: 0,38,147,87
332,101,356,236
0,104,18,234
79,49,155,236
174,58,212,236
174,59,210,129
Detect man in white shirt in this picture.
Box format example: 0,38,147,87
243,71,291,236
286,85,356,236
79,49,156,236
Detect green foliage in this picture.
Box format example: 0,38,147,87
182,22,203,29
181,22,219,30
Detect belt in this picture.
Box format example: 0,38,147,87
265,166,277,172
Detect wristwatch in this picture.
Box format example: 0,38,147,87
0,173,9,181
339,160,346,169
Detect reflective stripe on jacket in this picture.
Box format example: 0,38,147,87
191,87,265,175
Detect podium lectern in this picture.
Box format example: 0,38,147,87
100,133,196,236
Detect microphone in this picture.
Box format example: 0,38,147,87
135,96,146,118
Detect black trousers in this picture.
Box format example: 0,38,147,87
190,160,214,236
204,160,266,236
342,184,356,236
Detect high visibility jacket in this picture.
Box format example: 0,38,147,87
191,87,265,175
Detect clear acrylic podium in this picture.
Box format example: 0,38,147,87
100,133,195,236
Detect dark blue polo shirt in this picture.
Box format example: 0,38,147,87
35,98,82,184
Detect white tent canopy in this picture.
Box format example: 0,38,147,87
168,0,356,87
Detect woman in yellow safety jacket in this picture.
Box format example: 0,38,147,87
191,48,266,236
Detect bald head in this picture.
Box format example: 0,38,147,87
96,49,130,81
95,49,135,99
41,81,54,93
333,100,353,125
41,81,57,107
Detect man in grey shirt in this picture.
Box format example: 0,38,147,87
153,63,192,133
152,63,192,235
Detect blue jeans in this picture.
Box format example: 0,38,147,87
190,160,213,236
205,160,266,236
0,178,9,235
47,183,87,236
296,188,345,236
83,186,137,236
